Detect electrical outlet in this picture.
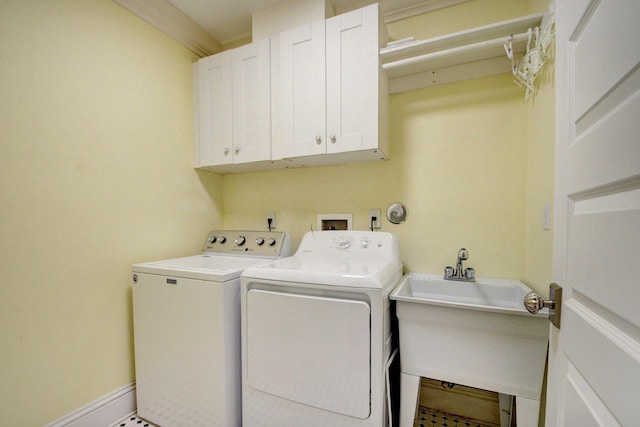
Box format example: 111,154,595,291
267,212,276,230
368,209,381,229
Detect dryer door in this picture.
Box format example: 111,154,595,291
246,289,371,419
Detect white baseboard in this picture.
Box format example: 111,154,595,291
45,383,136,427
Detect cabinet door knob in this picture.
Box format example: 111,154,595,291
224,147,230,155
235,147,240,154
330,134,337,144
315,135,322,144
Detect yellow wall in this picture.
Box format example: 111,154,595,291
224,73,529,278
0,0,222,425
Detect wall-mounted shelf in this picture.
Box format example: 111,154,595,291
380,13,543,93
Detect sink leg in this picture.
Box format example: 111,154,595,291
498,393,513,427
399,372,420,427
516,396,540,427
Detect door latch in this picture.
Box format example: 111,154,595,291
523,283,562,329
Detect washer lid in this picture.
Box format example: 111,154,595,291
133,254,279,282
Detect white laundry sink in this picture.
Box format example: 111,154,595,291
391,273,542,314
390,273,549,426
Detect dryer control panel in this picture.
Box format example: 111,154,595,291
297,230,400,263
203,230,291,258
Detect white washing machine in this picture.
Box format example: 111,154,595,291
240,230,403,427
131,230,291,427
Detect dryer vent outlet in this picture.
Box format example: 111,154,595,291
317,214,353,231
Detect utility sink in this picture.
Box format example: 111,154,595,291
391,273,545,315
390,273,550,427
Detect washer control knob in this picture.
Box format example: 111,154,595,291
218,236,227,244
360,239,369,248
209,236,217,244
266,237,276,246
256,237,265,246
234,236,246,246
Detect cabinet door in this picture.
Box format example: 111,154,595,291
279,20,326,158
232,39,271,164
197,51,233,166
326,5,379,155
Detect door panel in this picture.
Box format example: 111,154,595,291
572,1,640,118
246,289,371,419
569,208,640,326
562,304,639,426
326,5,378,154
198,51,232,166
563,361,620,426
280,21,326,157
549,0,640,425
569,71,640,193
232,39,271,164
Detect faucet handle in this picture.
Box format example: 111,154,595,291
444,266,455,278
464,268,475,280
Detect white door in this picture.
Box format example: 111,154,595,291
197,51,233,166
547,1,640,426
279,20,326,158
326,4,380,155
232,38,271,164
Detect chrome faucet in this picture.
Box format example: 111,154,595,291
444,248,475,281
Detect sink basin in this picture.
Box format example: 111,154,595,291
390,273,549,400
391,273,546,315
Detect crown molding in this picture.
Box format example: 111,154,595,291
381,0,471,23
113,0,470,57
113,0,222,57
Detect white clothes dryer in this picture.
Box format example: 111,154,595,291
240,230,403,427
131,230,291,427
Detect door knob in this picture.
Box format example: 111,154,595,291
523,283,562,329
315,135,322,144
523,293,553,313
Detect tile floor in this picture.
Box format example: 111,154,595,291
111,414,157,427
111,407,495,427
414,406,498,427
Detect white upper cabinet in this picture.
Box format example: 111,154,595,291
195,38,272,173
275,4,389,167
232,40,272,164
194,4,388,173
277,19,326,158
195,50,232,168
326,5,382,156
